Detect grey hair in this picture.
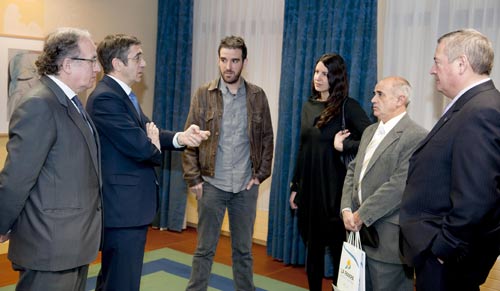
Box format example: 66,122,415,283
36,27,92,75
438,28,494,75
390,76,412,107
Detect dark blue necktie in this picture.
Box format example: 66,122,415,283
129,92,141,115
71,96,93,133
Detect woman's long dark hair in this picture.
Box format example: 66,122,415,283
313,53,349,128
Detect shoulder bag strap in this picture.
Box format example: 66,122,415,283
341,97,348,130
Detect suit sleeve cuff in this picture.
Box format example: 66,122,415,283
430,233,461,261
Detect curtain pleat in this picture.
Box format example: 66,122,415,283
152,0,194,231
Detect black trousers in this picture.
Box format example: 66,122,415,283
415,250,496,291
305,237,344,291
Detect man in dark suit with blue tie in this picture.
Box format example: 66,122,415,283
400,29,500,291
0,27,102,291
86,34,210,291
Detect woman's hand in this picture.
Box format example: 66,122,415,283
290,191,298,209
334,130,351,152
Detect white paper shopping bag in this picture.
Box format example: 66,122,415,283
333,231,366,291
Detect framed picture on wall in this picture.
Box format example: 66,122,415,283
0,35,43,134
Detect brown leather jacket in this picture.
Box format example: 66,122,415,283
182,78,274,187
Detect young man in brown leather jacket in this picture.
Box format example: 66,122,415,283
182,35,274,291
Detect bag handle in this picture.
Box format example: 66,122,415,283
347,231,362,249
341,97,348,131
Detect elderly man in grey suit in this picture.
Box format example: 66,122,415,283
340,76,428,291
0,27,101,291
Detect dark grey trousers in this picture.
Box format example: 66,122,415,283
13,263,89,291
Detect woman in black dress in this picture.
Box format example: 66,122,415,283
289,53,372,290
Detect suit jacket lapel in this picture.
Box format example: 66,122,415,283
103,75,144,126
41,76,100,175
413,111,451,154
84,111,101,180
363,115,408,177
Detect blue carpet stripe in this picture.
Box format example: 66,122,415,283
85,277,97,291
86,258,266,291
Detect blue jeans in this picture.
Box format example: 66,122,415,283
186,182,258,291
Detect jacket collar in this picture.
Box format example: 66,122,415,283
208,77,261,96
361,114,411,176
101,75,143,123
414,80,496,153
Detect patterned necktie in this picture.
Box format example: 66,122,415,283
129,92,141,115
71,96,93,133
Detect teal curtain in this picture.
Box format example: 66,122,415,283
152,0,194,231
267,0,377,265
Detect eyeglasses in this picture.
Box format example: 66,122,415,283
71,57,99,66
128,54,145,62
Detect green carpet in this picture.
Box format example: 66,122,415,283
0,248,306,291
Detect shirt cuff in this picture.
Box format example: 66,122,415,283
341,208,352,215
172,132,184,148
